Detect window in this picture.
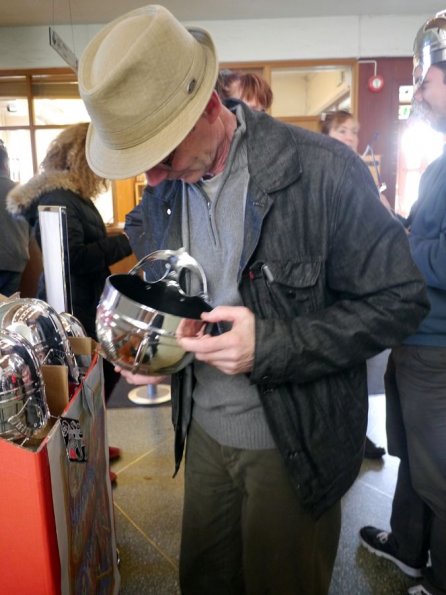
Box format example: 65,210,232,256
0,68,114,223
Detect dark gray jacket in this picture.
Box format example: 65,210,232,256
0,175,30,273
125,105,428,517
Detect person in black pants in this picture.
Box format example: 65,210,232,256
360,12,446,595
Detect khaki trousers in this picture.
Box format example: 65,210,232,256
179,419,341,595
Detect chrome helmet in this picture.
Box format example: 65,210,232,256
413,11,446,90
0,329,49,440
59,312,87,338
0,299,80,384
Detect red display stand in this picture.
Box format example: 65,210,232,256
0,353,120,595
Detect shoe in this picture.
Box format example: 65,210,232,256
359,526,423,578
408,586,432,595
109,446,121,461
109,470,117,484
364,436,386,459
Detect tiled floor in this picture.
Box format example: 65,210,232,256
107,385,417,594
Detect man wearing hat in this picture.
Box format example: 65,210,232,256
360,12,446,595
78,6,428,594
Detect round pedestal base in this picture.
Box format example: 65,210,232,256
128,384,171,406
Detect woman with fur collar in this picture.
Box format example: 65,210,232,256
6,123,132,404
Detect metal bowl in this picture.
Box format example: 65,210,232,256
0,298,80,384
0,329,49,440
96,249,212,375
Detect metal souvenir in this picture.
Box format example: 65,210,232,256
59,312,87,338
96,248,212,375
0,329,49,440
413,10,446,89
0,298,80,384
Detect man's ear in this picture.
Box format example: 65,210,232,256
203,91,221,123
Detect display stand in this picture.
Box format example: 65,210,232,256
38,205,71,313
128,383,171,405
0,353,120,595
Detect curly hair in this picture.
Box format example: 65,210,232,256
41,123,108,199
319,110,355,136
216,70,273,111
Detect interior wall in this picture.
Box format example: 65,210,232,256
357,57,413,208
306,70,348,115
271,72,307,116
0,13,435,69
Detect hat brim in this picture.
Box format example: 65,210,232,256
85,27,218,180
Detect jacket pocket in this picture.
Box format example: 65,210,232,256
262,259,323,316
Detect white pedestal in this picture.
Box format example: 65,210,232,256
127,383,171,406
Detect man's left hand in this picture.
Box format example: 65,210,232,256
177,305,255,375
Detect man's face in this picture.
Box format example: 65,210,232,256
413,65,446,132
144,115,219,187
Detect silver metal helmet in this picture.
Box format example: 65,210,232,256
0,299,80,384
413,11,446,90
59,312,87,338
0,329,49,440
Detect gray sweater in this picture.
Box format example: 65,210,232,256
182,108,275,449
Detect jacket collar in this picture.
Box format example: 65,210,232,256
240,103,303,195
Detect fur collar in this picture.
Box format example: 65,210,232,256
7,171,82,215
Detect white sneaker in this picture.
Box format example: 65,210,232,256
408,585,432,595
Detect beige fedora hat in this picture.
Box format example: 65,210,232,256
78,5,218,179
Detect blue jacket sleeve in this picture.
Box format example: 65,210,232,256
408,227,446,290
406,155,446,290
125,201,149,261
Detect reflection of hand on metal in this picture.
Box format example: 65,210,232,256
176,317,207,339
177,306,255,375
115,365,169,386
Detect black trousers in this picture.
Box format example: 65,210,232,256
385,345,446,595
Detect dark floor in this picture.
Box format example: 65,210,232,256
106,351,418,594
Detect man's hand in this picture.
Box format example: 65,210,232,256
114,366,169,386
177,305,255,375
